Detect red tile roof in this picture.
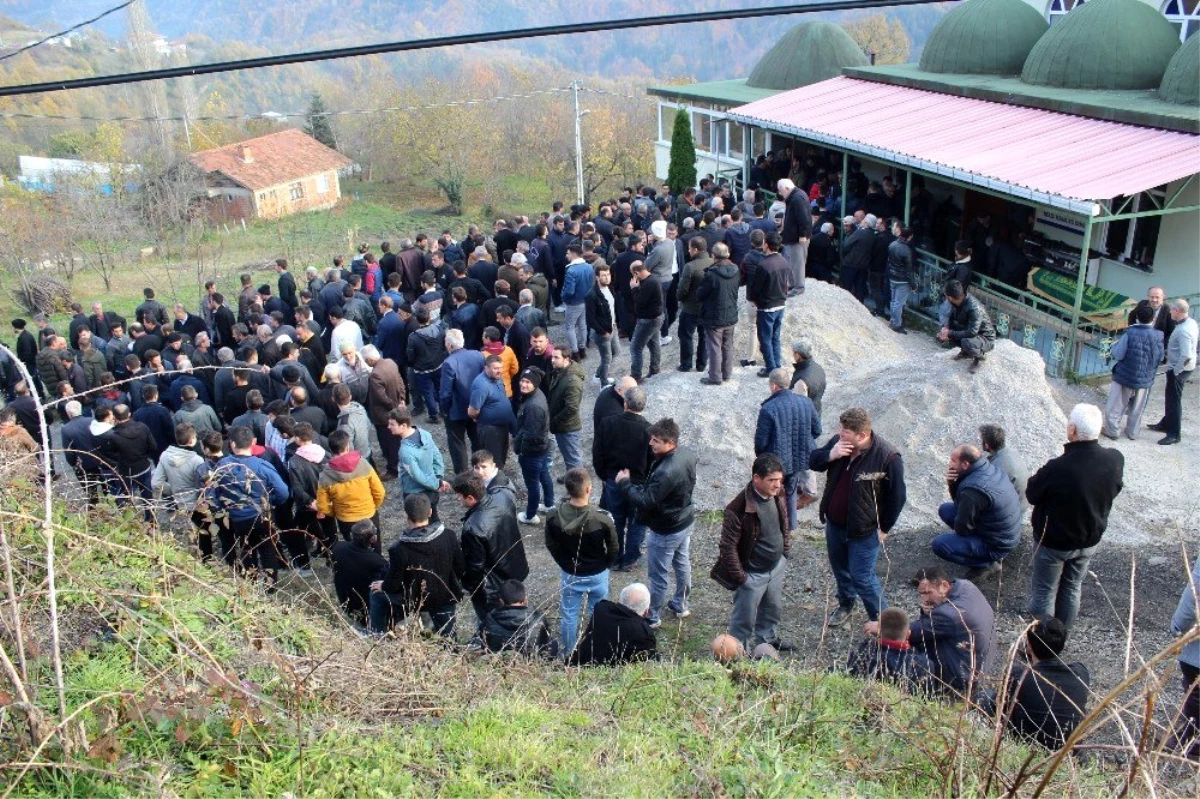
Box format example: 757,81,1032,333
188,128,352,191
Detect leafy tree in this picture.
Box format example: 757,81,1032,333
304,92,338,150
666,108,697,195
843,13,912,66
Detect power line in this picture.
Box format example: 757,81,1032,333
0,86,575,123
0,0,136,64
0,0,951,98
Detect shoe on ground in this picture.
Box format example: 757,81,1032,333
891,326,908,335
768,638,797,653
538,504,554,514
427,415,441,424
612,560,639,573
1159,435,1181,445
646,370,660,379
554,305,566,313
667,601,691,619
381,471,399,482
699,377,722,386
1101,431,1119,441
676,364,692,372
965,561,1002,581
517,512,541,525
953,350,971,360
968,357,984,374
740,359,757,367
648,618,662,630
577,350,587,361
1147,422,1167,432
756,367,771,377
826,605,854,628
659,336,672,345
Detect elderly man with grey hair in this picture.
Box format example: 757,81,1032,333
570,581,658,666
1026,403,1124,630
755,366,821,532
790,339,826,418
777,178,811,296
1149,298,1197,446
440,327,485,474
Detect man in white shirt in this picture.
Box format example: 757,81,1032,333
329,305,363,359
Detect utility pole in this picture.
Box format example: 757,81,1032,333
573,80,584,206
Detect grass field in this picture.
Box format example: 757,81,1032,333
0,496,1108,798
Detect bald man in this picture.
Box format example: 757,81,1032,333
931,444,1022,581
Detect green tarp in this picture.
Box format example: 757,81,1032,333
1027,268,1136,330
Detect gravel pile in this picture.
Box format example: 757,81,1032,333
652,281,1074,533
826,340,1067,533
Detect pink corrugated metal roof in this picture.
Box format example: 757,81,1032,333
728,77,1200,206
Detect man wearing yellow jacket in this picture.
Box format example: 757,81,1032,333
317,428,386,550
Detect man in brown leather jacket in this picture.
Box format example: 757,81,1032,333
711,453,794,653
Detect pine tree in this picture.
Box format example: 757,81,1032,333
304,92,338,150
666,108,697,195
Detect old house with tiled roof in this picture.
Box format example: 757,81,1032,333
189,128,353,221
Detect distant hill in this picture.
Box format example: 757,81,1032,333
0,0,950,81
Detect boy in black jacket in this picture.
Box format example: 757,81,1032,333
848,607,934,696
584,263,619,386
546,469,618,655
368,494,464,638
482,580,557,658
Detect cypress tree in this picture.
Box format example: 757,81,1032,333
304,93,338,150
666,108,697,195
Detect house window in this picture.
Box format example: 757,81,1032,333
693,111,712,151
1102,190,1165,267
1163,0,1200,42
315,173,329,194
1046,0,1084,24
658,103,676,143
289,182,304,201
258,192,265,201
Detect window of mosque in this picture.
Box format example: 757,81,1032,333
1162,0,1200,42
1046,0,1085,24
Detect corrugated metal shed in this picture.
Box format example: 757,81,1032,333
727,76,1200,214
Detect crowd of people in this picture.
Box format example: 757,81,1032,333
0,176,1196,758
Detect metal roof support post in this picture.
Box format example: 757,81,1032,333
903,170,912,226
1066,216,1093,376
840,151,848,219
742,125,751,197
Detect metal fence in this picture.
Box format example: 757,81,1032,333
909,250,1123,380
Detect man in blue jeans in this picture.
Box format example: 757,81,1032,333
593,386,652,571
931,444,1022,581
545,469,618,655
617,418,698,628
628,261,663,382
1025,403,1124,630
750,233,790,377
810,407,907,628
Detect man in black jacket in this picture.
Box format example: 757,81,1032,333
330,520,388,625
100,404,158,523
938,280,996,374
839,216,873,303
570,582,658,666
778,178,811,295
545,468,618,654
1026,403,1123,630
454,471,529,634
810,407,906,628
368,493,464,637
628,261,663,382
616,418,697,628
751,234,790,377
594,384,651,571
696,243,740,385
276,259,298,311
986,616,1089,750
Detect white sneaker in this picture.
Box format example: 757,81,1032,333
538,504,554,514
554,305,566,313
517,512,541,525
659,335,672,345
